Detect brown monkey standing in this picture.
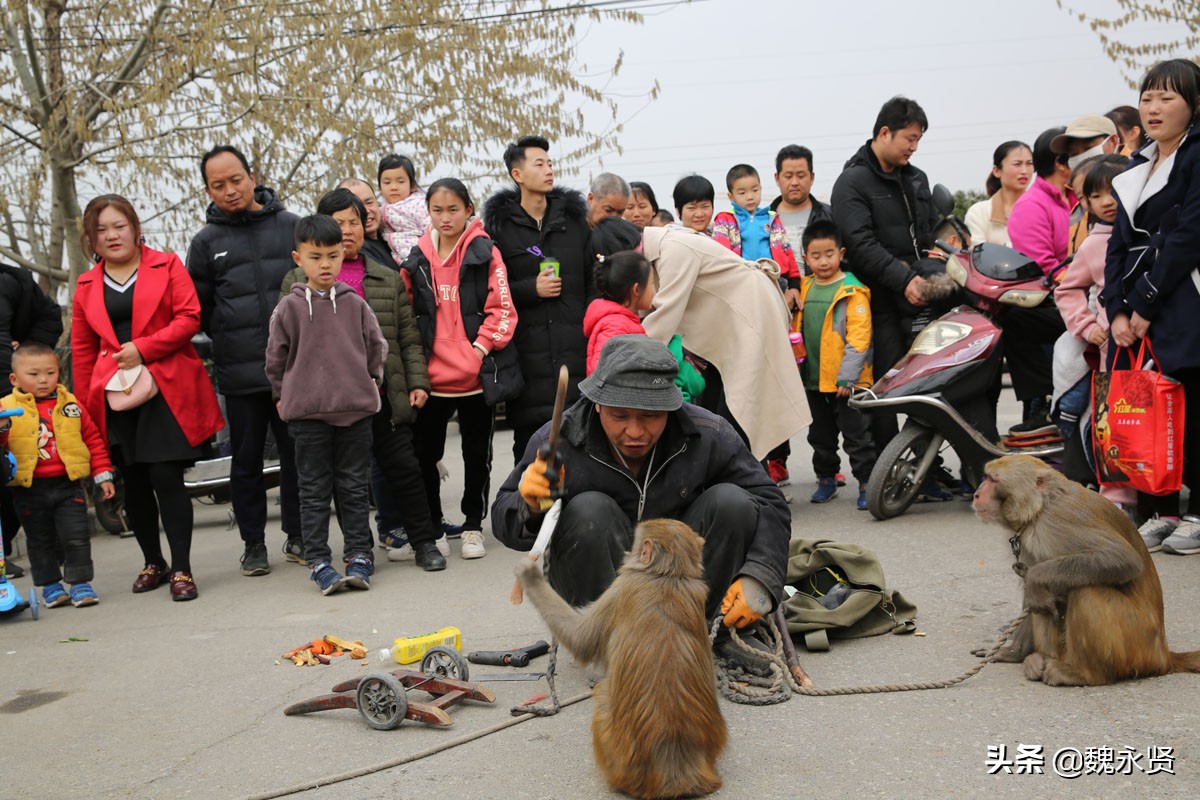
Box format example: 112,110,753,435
514,518,727,799
973,455,1200,686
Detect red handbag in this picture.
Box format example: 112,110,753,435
1091,339,1185,495
105,364,159,411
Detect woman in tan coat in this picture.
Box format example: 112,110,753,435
592,219,810,460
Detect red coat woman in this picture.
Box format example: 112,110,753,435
72,194,224,601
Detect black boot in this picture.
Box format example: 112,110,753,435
414,541,447,572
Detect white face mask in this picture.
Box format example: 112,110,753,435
1067,143,1106,171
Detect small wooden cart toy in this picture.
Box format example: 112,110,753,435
283,646,495,730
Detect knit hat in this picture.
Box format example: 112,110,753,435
1050,115,1117,153
578,335,683,411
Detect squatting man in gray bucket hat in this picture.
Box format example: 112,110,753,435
492,335,792,658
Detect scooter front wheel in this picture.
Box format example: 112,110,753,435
867,425,944,520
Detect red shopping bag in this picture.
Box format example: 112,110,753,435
1091,339,1184,495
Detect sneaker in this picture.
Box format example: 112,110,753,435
240,542,271,576
42,582,69,608
283,537,305,564
810,476,838,504
1161,516,1200,555
834,473,847,487
767,459,790,486
69,582,99,607
310,562,347,595
917,480,955,502
460,529,487,559
385,543,414,561
414,541,448,572
857,483,868,511
344,557,374,590
433,534,451,557
1139,516,1179,553
442,518,464,539
378,527,407,549
5,560,23,579
1007,416,1055,436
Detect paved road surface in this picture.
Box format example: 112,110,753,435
4,399,1196,798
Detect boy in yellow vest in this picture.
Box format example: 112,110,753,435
0,342,114,607
796,220,875,510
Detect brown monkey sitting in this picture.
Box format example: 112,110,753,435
973,455,1200,686
514,518,727,799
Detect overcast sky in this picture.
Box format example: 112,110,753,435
558,0,1177,214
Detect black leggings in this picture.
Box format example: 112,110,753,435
121,460,194,574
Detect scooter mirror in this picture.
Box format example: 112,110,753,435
931,184,955,217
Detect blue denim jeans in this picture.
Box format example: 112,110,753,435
1056,375,1091,439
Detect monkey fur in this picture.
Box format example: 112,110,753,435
973,455,1200,686
514,518,727,799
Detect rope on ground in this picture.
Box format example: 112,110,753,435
711,614,806,705
509,638,564,716
243,687,593,800
711,611,1028,701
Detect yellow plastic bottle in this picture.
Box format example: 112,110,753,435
377,626,462,665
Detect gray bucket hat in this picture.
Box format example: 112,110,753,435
578,335,683,411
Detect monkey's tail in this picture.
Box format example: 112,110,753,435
1169,650,1200,673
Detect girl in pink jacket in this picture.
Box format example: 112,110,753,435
1052,155,1132,508
378,154,431,266
582,251,657,375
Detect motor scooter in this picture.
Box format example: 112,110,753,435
849,240,1064,520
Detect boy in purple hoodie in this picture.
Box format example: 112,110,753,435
266,215,387,595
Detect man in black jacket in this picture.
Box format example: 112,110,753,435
492,336,790,639
187,145,300,577
832,97,940,453
482,135,594,460
0,265,62,578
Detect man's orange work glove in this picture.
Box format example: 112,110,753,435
720,576,771,629
519,455,563,511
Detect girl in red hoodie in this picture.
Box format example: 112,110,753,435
582,251,657,375
404,179,518,560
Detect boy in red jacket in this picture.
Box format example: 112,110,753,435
0,342,115,607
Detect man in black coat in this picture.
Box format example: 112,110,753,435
0,265,62,578
492,336,791,649
186,145,300,577
832,96,940,453
482,135,594,460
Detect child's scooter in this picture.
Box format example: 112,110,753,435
0,408,36,620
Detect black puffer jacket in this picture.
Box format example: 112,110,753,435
491,400,792,604
0,265,62,377
186,187,299,395
481,186,593,429
830,143,939,317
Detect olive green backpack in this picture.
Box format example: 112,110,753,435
783,538,918,651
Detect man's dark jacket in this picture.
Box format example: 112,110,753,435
186,187,299,395
831,142,939,317
768,194,835,224
481,186,593,429
0,265,62,377
491,400,792,604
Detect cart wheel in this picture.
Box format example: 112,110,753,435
356,672,409,731
28,586,38,621
420,646,469,682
